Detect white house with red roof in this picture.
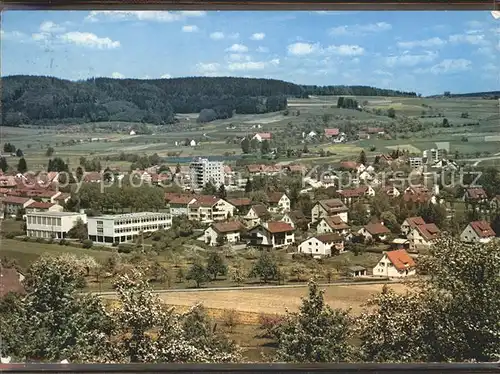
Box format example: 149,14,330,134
3,196,35,217
460,221,496,244
252,133,272,142
357,222,391,242
247,221,295,248
266,192,290,213
204,221,245,246
372,249,416,278
298,233,344,258
187,196,236,223
401,216,426,236
316,216,350,236
408,223,440,251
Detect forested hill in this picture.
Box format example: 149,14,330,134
2,75,417,127
428,91,500,98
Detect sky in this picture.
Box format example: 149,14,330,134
1,10,499,95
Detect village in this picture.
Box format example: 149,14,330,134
1,128,498,287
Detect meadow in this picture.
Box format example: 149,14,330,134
2,95,498,171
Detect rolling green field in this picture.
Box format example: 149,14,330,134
3,95,498,170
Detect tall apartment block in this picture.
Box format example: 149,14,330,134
189,157,224,191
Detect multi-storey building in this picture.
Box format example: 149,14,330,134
189,157,224,190
88,212,172,245
26,211,87,239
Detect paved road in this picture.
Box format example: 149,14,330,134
87,278,399,297
470,155,500,166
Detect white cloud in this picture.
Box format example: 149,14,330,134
415,59,472,74
1,30,27,41
58,32,121,49
397,37,447,49
385,51,438,67
226,43,248,53
326,44,364,56
449,33,488,45
209,31,225,40
287,42,364,56
111,72,125,79
287,42,320,56
182,25,198,33
328,22,391,36
373,70,393,77
196,62,221,74
85,11,206,23
256,46,269,53
228,54,251,62
39,21,65,33
227,58,280,71
160,73,172,79
466,20,484,29
250,32,265,41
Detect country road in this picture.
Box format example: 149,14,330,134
86,278,399,297
469,155,500,166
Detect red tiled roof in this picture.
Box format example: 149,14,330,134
469,221,496,238
339,187,366,198
212,221,244,233
416,223,441,241
2,196,31,205
323,216,349,230
318,199,348,213
267,192,286,203
165,193,196,205
256,132,272,140
54,193,70,201
324,128,340,136
250,204,269,217
189,195,220,207
364,222,391,235
367,127,385,134
404,216,426,229
286,164,306,172
26,201,56,209
227,198,252,207
465,187,488,200
385,249,416,271
403,192,431,203
315,233,342,243
264,221,294,233
83,172,102,182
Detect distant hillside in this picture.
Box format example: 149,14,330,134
1,75,417,127
428,91,500,98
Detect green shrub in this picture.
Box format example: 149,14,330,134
82,239,93,249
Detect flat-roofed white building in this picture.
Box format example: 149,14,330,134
26,212,87,239
87,212,172,245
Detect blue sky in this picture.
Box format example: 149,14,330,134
2,10,499,95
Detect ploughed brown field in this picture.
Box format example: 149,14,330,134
160,283,411,320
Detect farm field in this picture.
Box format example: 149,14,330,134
2,95,499,171
153,282,410,316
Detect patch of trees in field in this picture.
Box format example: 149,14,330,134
302,85,418,97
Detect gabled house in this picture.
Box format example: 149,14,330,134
188,196,236,223
381,185,401,198
460,221,496,244
25,202,63,214
339,186,375,205
165,193,197,216
252,133,272,142
83,172,102,183
280,210,308,230
401,216,426,236
3,196,35,217
408,223,440,251
490,195,500,211
372,249,416,278
246,164,282,176
243,204,269,227
463,187,488,204
227,198,253,214
339,161,358,171
324,128,340,138
54,193,71,205
204,221,245,246
357,222,391,243
267,192,290,213
247,221,295,248
298,233,344,258
311,199,349,223
316,216,350,236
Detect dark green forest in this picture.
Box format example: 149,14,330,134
2,75,418,127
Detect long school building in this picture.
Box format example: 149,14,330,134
87,212,172,245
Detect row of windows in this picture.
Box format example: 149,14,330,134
114,224,170,233
97,216,170,226
27,216,62,226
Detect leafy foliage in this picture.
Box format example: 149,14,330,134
273,281,353,362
